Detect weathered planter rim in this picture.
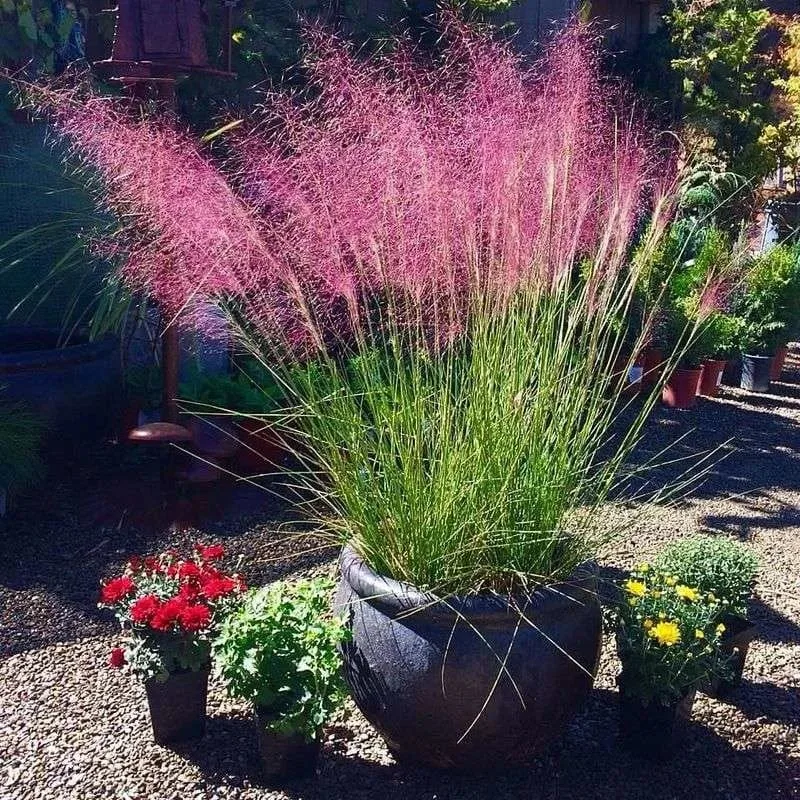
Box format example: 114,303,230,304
0,326,118,374
339,545,598,623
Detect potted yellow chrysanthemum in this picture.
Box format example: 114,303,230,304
609,566,731,759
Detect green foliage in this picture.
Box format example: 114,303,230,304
666,0,774,180
0,0,82,74
180,361,283,417
610,566,731,704
238,278,684,597
732,243,800,353
214,578,349,741
0,392,45,493
654,534,758,618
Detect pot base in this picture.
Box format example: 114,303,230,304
145,667,209,745
618,686,696,760
254,709,320,783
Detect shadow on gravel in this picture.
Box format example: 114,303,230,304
722,678,800,727
0,441,334,660
749,596,800,644
175,691,797,800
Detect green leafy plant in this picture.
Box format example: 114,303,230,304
732,243,800,354
180,363,283,417
666,0,774,180
654,535,758,618
610,565,731,704
0,0,84,75
214,577,349,741
0,391,45,494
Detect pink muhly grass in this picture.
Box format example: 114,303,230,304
25,19,672,349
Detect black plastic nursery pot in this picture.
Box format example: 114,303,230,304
145,667,210,745
335,546,603,771
705,615,757,699
618,679,696,760
740,354,773,393
254,708,321,783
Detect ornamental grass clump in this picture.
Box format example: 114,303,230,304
22,17,721,598
99,543,245,680
611,565,731,704
654,535,759,619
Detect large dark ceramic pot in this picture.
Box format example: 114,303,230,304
335,546,602,771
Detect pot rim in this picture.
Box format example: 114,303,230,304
338,545,598,621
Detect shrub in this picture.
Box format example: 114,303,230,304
99,544,245,681
610,565,731,704
213,578,349,740
731,244,800,354
654,535,758,618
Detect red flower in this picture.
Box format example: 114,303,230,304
100,576,135,605
150,596,188,631
201,575,237,601
196,544,225,562
126,556,142,572
177,562,203,580
109,648,126,669
143,556,162,573
130,594,161,624
179,603,211,632
179,582,200,601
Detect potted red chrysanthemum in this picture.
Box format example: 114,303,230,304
99,543,245,744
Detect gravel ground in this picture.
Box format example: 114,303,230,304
1,355,799,800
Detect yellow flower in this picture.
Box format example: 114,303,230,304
625,580,647,598
716,623,726,634
676,585,699,602
653,590,662,598
665,576,677,586
644,618,654,630
695,629,705,639
658,612,666,620
636,563,650,573
651,621,681,646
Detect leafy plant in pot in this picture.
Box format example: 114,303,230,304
660,307,703,409
213,578,349,783
99,543,245,744
609,565,731,759
25,17,717,773
731,247,799,392
655,535,759,697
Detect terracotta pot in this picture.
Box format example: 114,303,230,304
234,419,286,472
145,667,210,744
618,679,696,760
662,368,701,409
335,546,602,771
698,359,727,398
770,345,789,381
640,347,664,388
254,707,321,783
